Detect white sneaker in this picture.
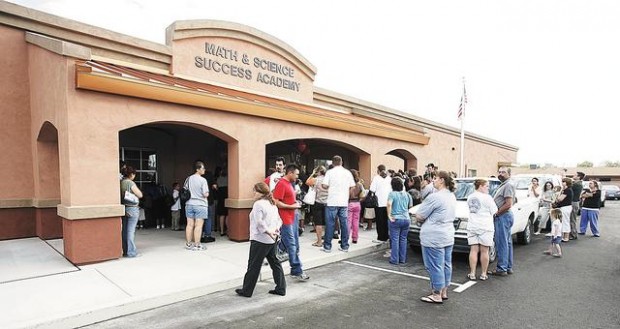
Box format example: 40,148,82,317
192,244,207,251
291,272,310,281
320,248,332,253
372,239,386,244
545,233,553,237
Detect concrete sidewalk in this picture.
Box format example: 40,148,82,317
0,225,387,329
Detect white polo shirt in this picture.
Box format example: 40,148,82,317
322,166,355,207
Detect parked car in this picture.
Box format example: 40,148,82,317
602,185,620,200
407,177,540,262
582,180,606,207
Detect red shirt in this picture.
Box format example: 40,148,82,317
273,178,296,225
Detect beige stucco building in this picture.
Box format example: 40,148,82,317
0,1,517,264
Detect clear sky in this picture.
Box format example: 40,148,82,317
8,0,620,167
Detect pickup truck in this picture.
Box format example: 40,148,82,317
408,177,540,262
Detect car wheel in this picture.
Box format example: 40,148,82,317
516,220,532,245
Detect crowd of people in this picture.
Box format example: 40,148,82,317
119,158,603,303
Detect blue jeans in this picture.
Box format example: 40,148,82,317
389,219,410,264
281,219,303,275
324,206,349,250
579,209,600,236
122,206,139,257
203,204,215,237
421,245,453,292
494,211,514,272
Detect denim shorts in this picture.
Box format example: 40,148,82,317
551,236,562,244
186,204,208,220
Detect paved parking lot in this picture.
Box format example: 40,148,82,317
86,202,620,329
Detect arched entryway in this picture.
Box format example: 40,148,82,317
385,149,418,173
119,122,236,243
35,121,62,239
265,138,370,180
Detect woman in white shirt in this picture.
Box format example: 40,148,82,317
236,182,285,297
369,164,392,243
466,179,498,281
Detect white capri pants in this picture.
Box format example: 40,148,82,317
560,205,572,233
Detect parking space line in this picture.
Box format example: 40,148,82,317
453,280,476,292
343,261,477,292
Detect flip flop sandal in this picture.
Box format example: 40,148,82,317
479,275,488,281
467,273,477,280
420,296,443,304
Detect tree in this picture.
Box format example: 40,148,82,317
577,161,593,168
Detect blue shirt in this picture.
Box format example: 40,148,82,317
388,191,412,220
416,189,456,248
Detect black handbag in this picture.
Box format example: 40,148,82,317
363,191,379,208
180,177,191,203
275,236,289,263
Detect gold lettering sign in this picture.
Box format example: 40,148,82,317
168,21,315,103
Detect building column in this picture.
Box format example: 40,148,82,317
56,124,124,264
225,140,263,242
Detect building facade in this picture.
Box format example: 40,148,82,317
0,1,517,264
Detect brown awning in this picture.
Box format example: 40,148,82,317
75,60,429,145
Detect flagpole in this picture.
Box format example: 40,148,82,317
459,77,465,177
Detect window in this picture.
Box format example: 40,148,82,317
120,147,158,189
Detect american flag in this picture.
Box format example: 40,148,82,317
457,84,467,120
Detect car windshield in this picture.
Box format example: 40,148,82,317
454,179,501,200
603,185,619,191
510,177,531,190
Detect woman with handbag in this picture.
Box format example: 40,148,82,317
306,166,328,247
120,166,143,258
236,181,286,297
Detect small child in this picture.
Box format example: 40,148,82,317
544,208,563,258
170,182,181,231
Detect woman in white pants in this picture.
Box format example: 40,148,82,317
554,178,574,242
